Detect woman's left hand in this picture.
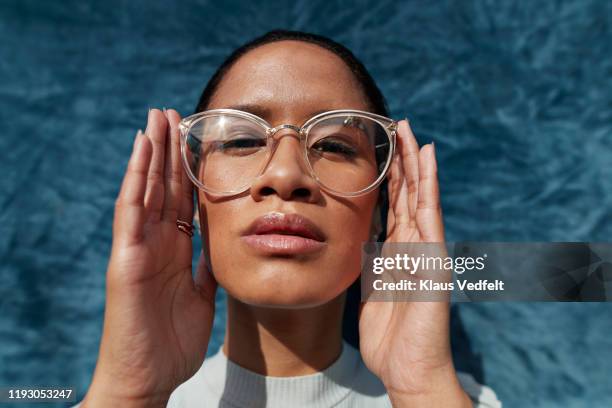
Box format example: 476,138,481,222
359,120,472,407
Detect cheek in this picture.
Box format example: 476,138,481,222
326,201,375,271
330,211,370,251
198,198,243,262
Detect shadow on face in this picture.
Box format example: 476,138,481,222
198,40,380,308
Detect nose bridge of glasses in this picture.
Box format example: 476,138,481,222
263,124,310,171
266,124,304,140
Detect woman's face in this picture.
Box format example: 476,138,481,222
198,40,379,307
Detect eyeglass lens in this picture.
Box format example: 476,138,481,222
183,114,391,195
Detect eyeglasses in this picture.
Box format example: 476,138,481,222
179,108,398,197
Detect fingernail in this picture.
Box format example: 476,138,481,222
146,109,154,133
133,129,143,151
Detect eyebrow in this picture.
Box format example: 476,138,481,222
223,103,333,122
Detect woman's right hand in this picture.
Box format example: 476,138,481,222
82,109,217,408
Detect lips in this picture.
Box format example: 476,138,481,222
245,212,325,241
241,212,327,255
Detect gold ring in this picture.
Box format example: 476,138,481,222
176,219,194,237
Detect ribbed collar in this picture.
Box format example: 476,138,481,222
199,341,361,408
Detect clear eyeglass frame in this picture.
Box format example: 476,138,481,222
178,108,398,197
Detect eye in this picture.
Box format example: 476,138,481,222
311,137,357,157
222,137,265,149
211,134,266,155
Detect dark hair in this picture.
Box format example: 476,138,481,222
193,29,389,349
193,29,389,117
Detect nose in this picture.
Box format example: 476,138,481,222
249,129,322,203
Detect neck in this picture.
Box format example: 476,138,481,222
223,293,346,377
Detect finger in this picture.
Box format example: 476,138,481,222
159,108,183,225
385,151,402,234
393,119,419,227
398,119,419,222
114,130,153,246
416,143,445,242
194,249,218,308
165,109,194,224
144,109,169,223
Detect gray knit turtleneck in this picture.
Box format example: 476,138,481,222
164,340,501,408
70,340,500,407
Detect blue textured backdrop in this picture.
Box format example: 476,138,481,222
1,1,611,407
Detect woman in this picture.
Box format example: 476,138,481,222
76,30,500,407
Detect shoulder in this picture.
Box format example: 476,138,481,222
456,371,503,408
344,343,502,408
337,342,392,407
166,351,220,408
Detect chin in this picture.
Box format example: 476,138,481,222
222,267,347,309
237,293,333,309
